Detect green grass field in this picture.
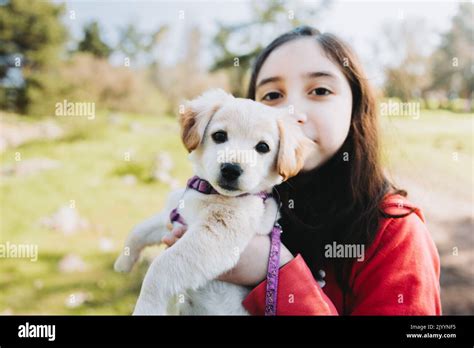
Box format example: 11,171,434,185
0,111,192,314
0,109,472,314
380,110,473,201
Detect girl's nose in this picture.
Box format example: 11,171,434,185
294,112,307,124
282,100,307,124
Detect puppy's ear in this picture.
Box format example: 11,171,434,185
179,89,233,153
276,117,316,181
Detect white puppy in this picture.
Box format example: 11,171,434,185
114,89,315,315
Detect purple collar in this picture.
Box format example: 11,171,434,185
186,175,271,201
186,176,219,195
170,176,272,226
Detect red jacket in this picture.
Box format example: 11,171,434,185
242,194,442,315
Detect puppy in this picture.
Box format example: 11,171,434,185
114,89,315,315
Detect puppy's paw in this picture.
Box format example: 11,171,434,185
114,253,136,273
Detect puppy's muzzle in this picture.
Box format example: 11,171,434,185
219,163,243,190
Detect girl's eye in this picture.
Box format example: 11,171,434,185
211,131,227,143
310,87,332,96
262,91,282,101
255,141,270,154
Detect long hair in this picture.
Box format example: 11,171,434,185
247,26,414,299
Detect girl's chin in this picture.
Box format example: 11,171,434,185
302,153,326,172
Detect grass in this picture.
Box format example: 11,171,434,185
380,109,473,200
0,108,472,314
0,111,192,314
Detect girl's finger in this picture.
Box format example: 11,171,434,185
172,225,187,238
161,233,178,246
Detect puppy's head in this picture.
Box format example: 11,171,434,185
180,89,316,196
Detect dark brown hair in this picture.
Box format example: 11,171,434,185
248,26,414,304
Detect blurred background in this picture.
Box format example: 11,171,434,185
0,0,472,314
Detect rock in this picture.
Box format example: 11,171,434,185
0,118,63,152
98,237,114,252
40,206,88,235
152,151,179,188
1,158,60,177
58,254,87,273
121,174,137,186
33,279,44,290
155,151,174,172
65,291,90,308
129,122,143,133
40,121,63,139
1,308,13,315
107,113,123,125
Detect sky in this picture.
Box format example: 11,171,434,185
55,0,462,86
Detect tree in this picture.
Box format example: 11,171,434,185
210,0,331,96
0,0,67,113
117,24,146,62
430,2,474,99
77,21,112,59
116,23,168,67
380,18,433,101
152,26,230,114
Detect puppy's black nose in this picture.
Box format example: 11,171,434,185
220,163,242,181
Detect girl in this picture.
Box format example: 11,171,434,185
162,26,441,315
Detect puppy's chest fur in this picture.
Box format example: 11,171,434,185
167,190,278,315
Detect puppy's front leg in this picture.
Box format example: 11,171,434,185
114,189,185,273
133,201,263,315
114,211,168,273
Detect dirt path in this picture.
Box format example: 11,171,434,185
389,171,474,314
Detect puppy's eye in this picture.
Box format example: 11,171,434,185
255,141,270,154
211,131,227,143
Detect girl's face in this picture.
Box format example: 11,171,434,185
255,37,353,171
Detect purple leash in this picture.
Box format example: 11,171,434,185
265,223,282,316
169,175,281,316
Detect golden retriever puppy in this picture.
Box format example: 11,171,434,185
114,89,315,315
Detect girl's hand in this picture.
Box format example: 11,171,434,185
217,234,294,286
162,222,187,246
162,223,294,287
